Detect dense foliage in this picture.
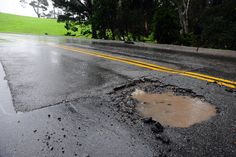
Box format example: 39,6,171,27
52,0,236,50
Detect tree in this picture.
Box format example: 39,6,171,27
90,0,118,39
143,0,156,35
44,6,62,19
52,0,236,50
171,0,191,34
52,0,157,40
20,0,49,18
200,0,236,50
152,0,180,44
116,0,146,41
52,0,96,37
115,0,155,41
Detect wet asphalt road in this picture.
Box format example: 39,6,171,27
0,33,236,157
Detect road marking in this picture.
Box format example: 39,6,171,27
53,44,236,89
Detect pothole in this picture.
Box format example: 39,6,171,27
132,89,216,128
110,77,218,129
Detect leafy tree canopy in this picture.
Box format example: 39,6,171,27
52,0,236,50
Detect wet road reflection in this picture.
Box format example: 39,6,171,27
0,63,15,115
0,35,129,112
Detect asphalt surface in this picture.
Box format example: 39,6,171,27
0,33,235,157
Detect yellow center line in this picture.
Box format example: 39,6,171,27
52,44,236,89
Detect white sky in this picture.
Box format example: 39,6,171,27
0,0,54,17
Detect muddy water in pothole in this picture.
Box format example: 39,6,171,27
132,89,216,128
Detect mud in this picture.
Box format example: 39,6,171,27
109,77,217,156
109,77,214,127
132,89,216,128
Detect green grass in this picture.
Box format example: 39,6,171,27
0,12,67,36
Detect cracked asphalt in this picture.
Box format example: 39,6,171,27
0,33,235,157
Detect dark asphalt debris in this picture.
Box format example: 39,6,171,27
50,147,54,151
46,135,51,140
57,117,62,121
151,122,164,134
216,107,221,114
156,135,170,145
33,130,37,133
142,117,155,124
225,88,234,93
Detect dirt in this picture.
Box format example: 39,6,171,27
109,77,213,127
132,89,216,128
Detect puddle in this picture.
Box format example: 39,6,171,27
132,89,216,128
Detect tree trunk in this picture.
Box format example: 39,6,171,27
177,0,191,34
91,25,97,39
53,7,56,19
111,28,115,40
37,0,40,18
32,6,40,18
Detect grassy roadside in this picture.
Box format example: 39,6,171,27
0,12,67,36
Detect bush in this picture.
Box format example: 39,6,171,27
178,33,197,46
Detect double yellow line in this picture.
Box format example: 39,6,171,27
54,44,236,89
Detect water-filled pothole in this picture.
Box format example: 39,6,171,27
132,89,216,128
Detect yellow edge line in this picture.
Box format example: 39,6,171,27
59,45,236,85
53,44,236,89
